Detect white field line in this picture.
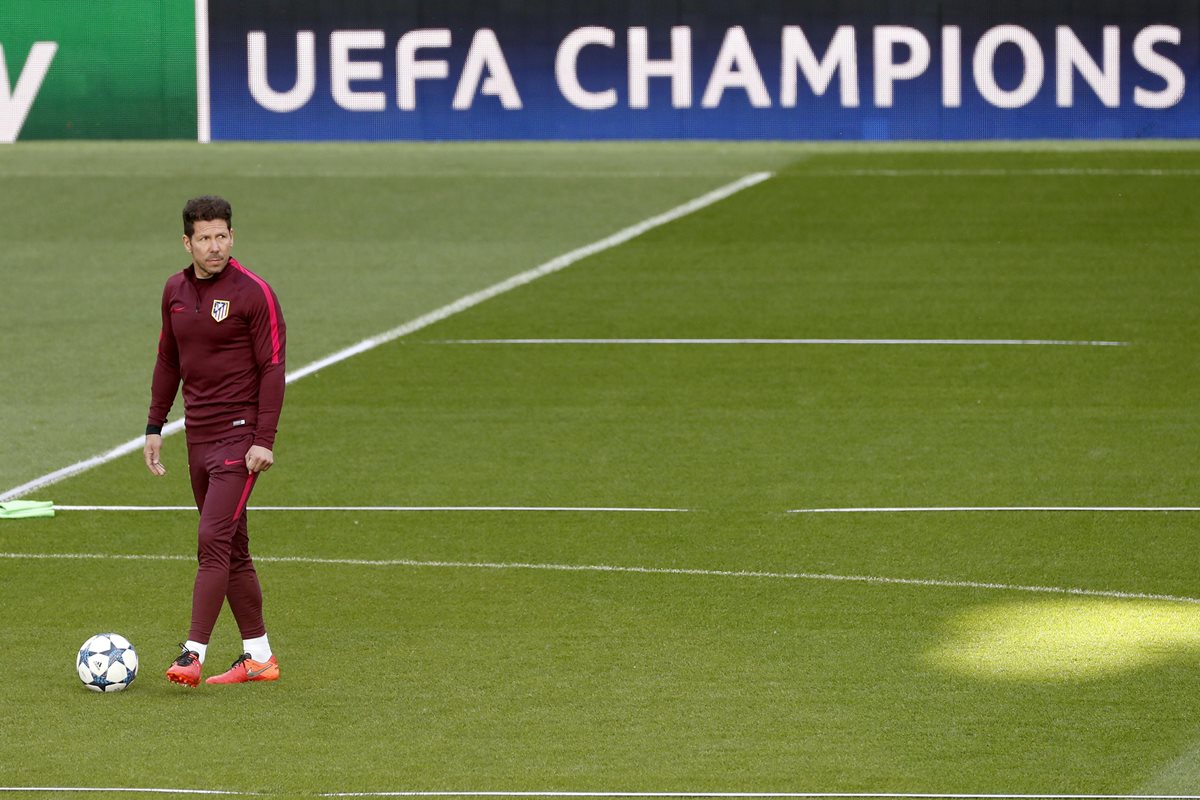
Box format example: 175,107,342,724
53,505,692,513
0,172,771,504
2,551,1197,606
788,506,1200,514
437,338,1128,347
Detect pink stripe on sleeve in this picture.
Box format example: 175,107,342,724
229,258,282,364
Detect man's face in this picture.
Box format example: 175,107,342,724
183,218,234,279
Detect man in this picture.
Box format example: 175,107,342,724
144,195,286,687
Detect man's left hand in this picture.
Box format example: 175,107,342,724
246,445,274,474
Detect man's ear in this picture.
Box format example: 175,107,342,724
182,234,192,253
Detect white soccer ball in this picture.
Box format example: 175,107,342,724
77,633,138,692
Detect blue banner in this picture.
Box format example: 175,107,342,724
203,0,1200,141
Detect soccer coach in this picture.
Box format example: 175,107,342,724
144,195,286,687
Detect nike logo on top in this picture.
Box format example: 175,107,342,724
170,305,187,313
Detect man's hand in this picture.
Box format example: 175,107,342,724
246,445,274,474
144,434,166,476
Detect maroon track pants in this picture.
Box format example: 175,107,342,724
186,432,266,644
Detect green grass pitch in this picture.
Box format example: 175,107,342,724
1,141,1200,798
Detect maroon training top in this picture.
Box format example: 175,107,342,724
147,257,286,449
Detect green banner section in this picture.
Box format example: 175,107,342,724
3,1,196,140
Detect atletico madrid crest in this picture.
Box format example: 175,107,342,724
211,300,230,322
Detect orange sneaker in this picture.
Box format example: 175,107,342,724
205,653,279,684
166,644,202,687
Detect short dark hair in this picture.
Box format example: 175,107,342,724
182,196,232,237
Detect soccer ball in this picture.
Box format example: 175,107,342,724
77,633,138,692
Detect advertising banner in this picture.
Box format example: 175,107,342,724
1,0,195,141
203,0,1199,141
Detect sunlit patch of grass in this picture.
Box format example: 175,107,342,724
928,598,1200,681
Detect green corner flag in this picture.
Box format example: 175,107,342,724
0,501,55,519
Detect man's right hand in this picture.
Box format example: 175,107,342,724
144,434,166,476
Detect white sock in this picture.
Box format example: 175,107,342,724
243,634,272,662
184,640,207,663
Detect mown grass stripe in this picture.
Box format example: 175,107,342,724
2,552,1196,606
788,506,1200,514
0,172,771,504
53,505,692,513
4,790,1199,799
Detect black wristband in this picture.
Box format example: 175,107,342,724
145,424,163,436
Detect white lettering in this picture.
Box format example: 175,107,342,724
1133,25,1185,109
942,26,962,107
242,24,1192,118
0,41,56,143
397,29,451,111
1057,26,1119,107
973,25,1043,108
629,26,692,109
556,27,617,110
453,29,521,109
780,26,858,107
247,31,315,113
702,26,770,108
874,26,930,108
330,30,385,112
